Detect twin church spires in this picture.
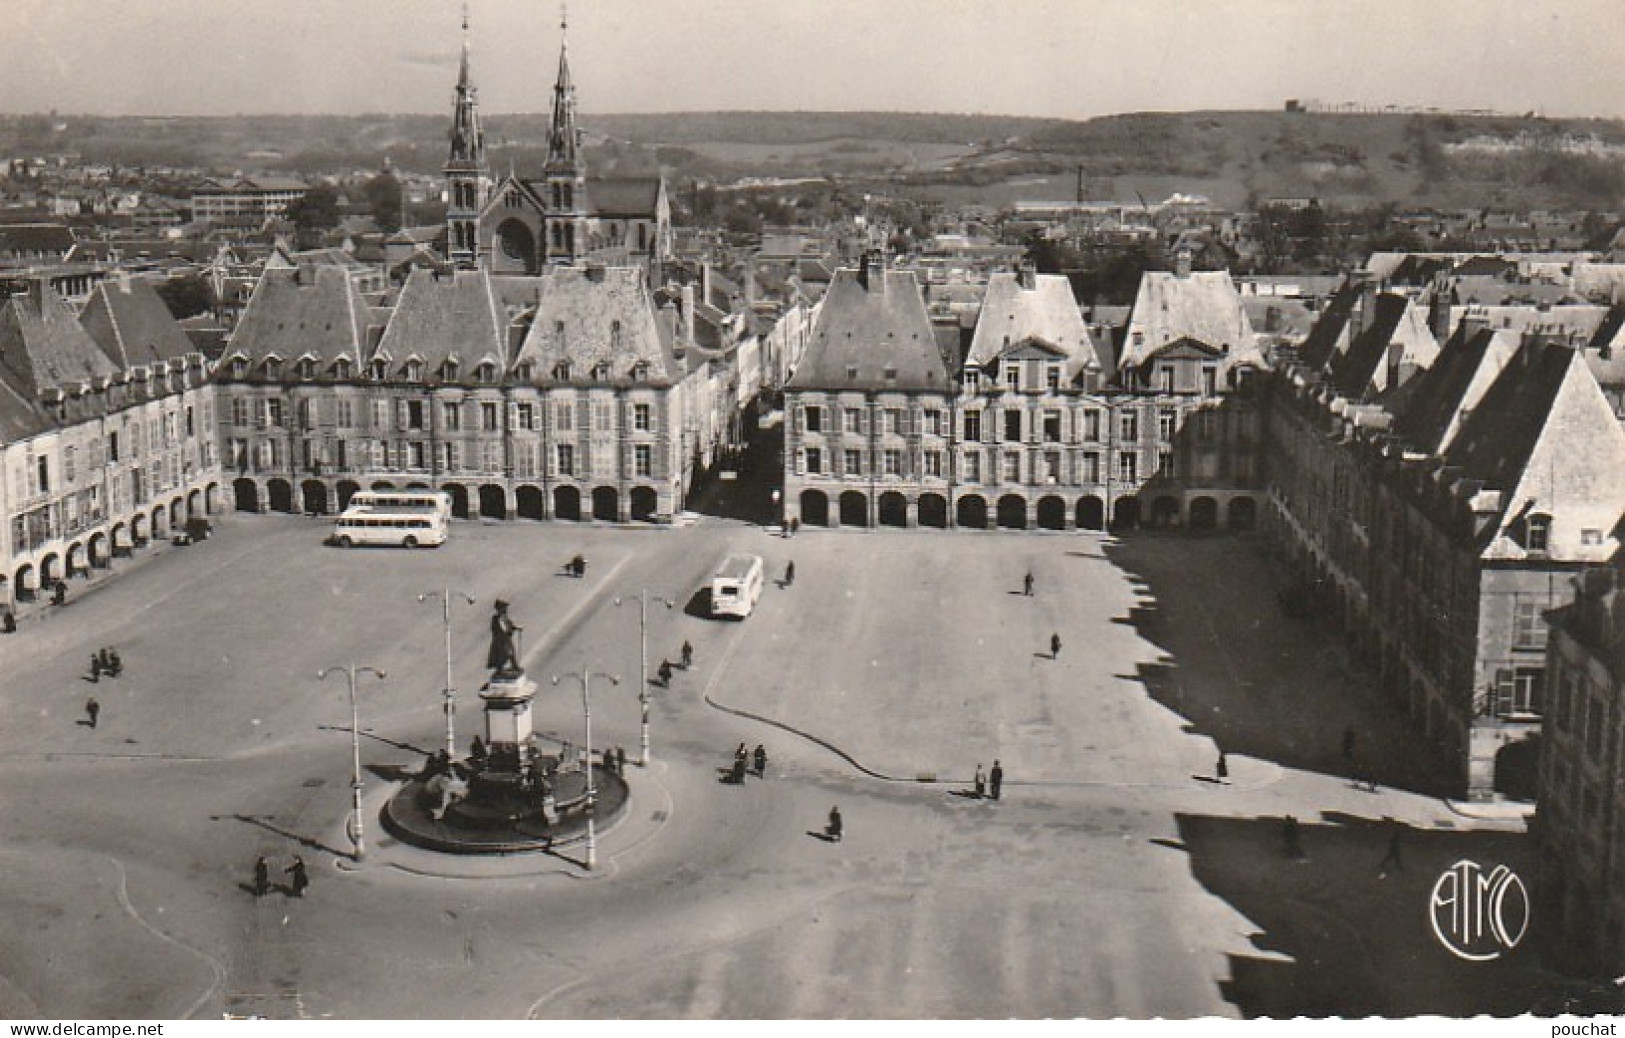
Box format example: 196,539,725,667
442,3,585,269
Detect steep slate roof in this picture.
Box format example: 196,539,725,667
79,277,197,368
966,272,1100,378
0,223,75,260
1445,343,1625,562
512,266,679,387
1118,270,1255,371
0,370,54,442
1583,305,1625,394
374,269,506,372
787,265,951,393
1389,325,1520,454
0,284,119,396
1297,282,1361,371
1326,293,1438,399
227,266,370,368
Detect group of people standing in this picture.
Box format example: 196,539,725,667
252,854,309,898
971,760,1006,800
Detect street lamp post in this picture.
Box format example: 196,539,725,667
317,663,386,862
614,589,673,766
418,587,476,758
552,665,619,870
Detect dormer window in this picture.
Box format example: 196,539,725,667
476,362,495,383
963,368,981,390
846,364,858,381
1526,513,1551,553
515,362,533,382
883,365,898,382
633,361,650,381
263,357,282,380
229,356,249,379
332,358,352,380
370,358,387,380
592,361,610,381
403,360,424,382
297,358,317,381
554,360,571,381
443,359,459,381
1005,366,1020,391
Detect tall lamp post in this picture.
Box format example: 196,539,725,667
613,589,673,766
551,665,619,870
418,587,476,757
317,663,386,862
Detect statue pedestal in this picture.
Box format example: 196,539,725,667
480,671,537,755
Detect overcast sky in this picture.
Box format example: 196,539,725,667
2,0,1622,120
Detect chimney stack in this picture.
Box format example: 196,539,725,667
1175,243,1193,278
679,284,694,356
1018,260,1037,291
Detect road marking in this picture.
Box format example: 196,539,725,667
107,855,227,1020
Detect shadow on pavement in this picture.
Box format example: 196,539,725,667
1175,811,1553,1017
1103,535,1457,799
224,812,350,860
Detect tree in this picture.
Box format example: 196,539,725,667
286,183,340,247
363,171,403,233
154,274,215,321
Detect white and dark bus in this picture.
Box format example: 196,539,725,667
710,554,765,619
342,490,453,521
331,508,448,549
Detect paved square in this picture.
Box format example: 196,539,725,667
0,515,1538,1018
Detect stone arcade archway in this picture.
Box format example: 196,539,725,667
918,493,947,529
957,494,988,530
877,492,908,528
515,485,545,521
553,485,582,521
799,489,828,527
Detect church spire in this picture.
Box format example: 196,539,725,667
544,2,581,172
444,0,490,268
447,1,484,168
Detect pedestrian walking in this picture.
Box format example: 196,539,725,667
1282,815,1303,859
990,760,1004,800
1216,751,1229,783
681,640,694,669
52,581,66,607
658,659,674,688
789,517,800,537
1023,571,1034,597
1050,632,1062,659
2,610,15,634
286,856,309,897
84,697,100,728
827,806,843,842
753,744,767,777
105,648,122,677
784,560,795,586
89,653,101,682
616,746,627,774
253,856,270,897
1378,827,1404,878
973,763,986,798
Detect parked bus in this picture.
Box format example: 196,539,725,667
710,554,765,619
343,490,453,521
331,509,448,549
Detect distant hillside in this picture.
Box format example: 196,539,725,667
3,108,1621,212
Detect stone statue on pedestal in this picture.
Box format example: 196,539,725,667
487,599,523,677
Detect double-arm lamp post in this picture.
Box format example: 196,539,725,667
418,587,477,757
551,665,619,871
317,663,387,862
613,589,674,766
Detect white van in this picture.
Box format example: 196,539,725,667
710,554,765,619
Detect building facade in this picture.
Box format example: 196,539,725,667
214,264,700,524
1,279,219,611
